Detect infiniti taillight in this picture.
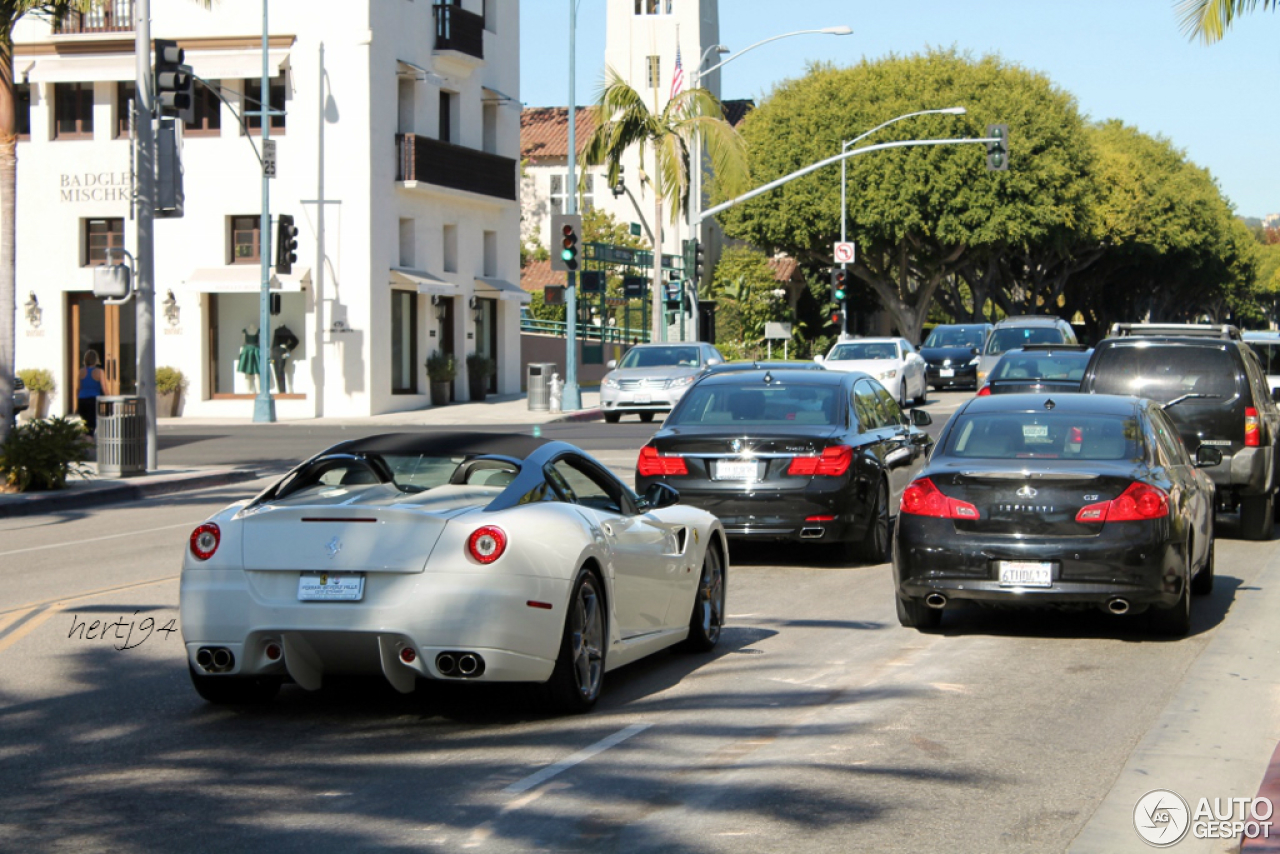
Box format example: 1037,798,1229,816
900,478,980,520
1246,406,1261,447
976,385,991,397
467,526,507,564
190,523,221,560
637,445,688,476
1075,481,1169,523
788,445,853,476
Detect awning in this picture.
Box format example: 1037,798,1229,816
475,276,532,305
180,266,309,293
390,268,457,296
185,48,290,81
22,48,288,84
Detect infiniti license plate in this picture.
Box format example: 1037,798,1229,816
996,561,1053,588
298,572,365,601
714,459,759,481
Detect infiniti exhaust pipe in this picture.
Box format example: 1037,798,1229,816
925,593,947,609
1107,598,1130,615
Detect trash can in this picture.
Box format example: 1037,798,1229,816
97,395,146,477
527,362,557,411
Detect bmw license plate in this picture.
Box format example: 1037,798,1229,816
939,368,954,377
714,459,759,481
298,572,365,601
996,561,1053,588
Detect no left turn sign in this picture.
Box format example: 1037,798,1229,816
833,242,855,264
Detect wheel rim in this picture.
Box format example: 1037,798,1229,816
570,576,604,699
873,483,889,557
698,548,724,643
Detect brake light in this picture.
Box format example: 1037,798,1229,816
467,526,507,564
976,385,991,397
637,445,688,476
1075,481,1169,523
900,478,980,519
1246,407,1261,447
190,523,221,561
787,445,853,476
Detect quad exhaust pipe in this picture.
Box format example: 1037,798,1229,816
925,593,947,609
1107,598,1130,615
435,651,486,679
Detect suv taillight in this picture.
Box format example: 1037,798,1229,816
1246,406,1261,447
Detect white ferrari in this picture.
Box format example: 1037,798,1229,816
180,433,729,712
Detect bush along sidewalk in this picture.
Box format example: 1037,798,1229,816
0,417,90,492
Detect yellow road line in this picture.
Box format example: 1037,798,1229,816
0,574,178,618
0,606,66,655
0,575,181,654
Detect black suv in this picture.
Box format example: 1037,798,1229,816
1080,335,1280,539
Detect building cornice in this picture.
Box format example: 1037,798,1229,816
17,35,295,58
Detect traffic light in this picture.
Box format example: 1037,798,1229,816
154,39,194,120
544,285,565,306
693,240,705,284
831,268,849,303
275,213,299,274
550,214,582,272
986,123,1009,172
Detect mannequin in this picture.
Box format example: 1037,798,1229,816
271,325,299,393
238,326,261,393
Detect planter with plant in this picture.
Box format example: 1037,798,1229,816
17,368,54,420
466,352,495,402
0,416,90,492
426,351,456,406
155,366,188,417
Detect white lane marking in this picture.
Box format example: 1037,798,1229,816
0,521,199,558
502,723,651,795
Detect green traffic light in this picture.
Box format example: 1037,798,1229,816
835,289,846,300
561,248,575,262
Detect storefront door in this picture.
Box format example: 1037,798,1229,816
68,293,136,404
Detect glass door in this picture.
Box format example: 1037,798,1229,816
69,294,137,401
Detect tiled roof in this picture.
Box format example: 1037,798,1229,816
769,255,801,283
521,98,755,161
520,259,561,292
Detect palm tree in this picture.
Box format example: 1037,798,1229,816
1177,0,1279,42
584,69,749,342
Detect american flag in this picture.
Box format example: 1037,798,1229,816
670,45,684,100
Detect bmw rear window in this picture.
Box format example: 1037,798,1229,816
671,384,840,426
947,413,1143,461
1088,345,1239,404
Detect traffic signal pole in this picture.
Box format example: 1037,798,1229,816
254,0,276,422
133,0,157,470
561,0,581,411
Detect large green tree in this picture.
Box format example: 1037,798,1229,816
716,49,1095,343
583,69,749,342
1177,0,1279,41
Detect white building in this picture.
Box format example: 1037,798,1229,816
13,0,524,419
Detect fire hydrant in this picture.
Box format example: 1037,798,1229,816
549,373,564,413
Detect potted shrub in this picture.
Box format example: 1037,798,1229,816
466,352,495,402
0,416,89,492
17,368,54,421
155,366,188,417
426,351,456,406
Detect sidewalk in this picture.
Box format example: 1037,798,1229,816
0,392,602,519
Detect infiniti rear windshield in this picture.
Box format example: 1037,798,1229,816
1088,345,1239,404
947,413,1143,461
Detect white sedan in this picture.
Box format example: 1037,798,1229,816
814,336,928,407
180,433,728,713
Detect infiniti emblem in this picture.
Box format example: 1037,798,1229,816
326,537,342,559
1015,485,1038,498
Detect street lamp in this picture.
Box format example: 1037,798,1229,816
837,107,966,335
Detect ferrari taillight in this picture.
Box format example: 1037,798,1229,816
788,445,853,476
900,478,980,520
976,385,991,397
190,523,221,560
468,526,507,564
637,445,688,476
1246,407,1261,447
1075,481,1169,523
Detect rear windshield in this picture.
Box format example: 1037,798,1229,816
618,346,702,369
271,453,519,500
1088,345,1239,404
991,352,1090,382
986,326,1067,355
672,384,841,427
947,413,1143,461
924,327,986,349
829,342,898,361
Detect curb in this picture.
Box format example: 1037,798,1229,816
0,469,260,519
548,407,604,424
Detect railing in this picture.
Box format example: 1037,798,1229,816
521,316,651,344
433,3,484,60
396,133,517,201
55,0,134,34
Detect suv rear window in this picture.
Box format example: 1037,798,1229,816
1088,345,1239,404
986,326,1066,355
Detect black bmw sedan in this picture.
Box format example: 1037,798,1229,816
635,368,933,563
893,393,1220,636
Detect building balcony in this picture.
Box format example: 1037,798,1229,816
55,0,134,34
396,134,516,202
433,3,484,61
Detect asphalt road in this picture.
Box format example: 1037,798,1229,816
4,392,1279,852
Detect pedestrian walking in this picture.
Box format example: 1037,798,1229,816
77,349,105,436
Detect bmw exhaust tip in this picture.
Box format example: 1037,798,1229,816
925,593,947,609
799,527,825,539
1107,598,1130,615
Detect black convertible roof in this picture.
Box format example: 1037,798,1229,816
322,432,551,459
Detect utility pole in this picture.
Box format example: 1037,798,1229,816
134,0,157,470
561,0,581,411
253,0,276,422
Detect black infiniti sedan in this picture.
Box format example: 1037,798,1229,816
893,393,1220,636
635,368,933,563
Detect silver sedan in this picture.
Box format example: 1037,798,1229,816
600,342,724,423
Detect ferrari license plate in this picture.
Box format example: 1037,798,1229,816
939,368,954,377
298,572,365,601
996,561,1053,588
714,459,759,480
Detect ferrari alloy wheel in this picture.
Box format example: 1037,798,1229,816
684,545,725,652
544,568,606,712
189,665,281,705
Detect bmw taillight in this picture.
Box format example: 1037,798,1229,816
976,385,991,397
637,445,688,476
467,526,507,564
788,445,853,476
900,478,980,520
190,523,221,560
1075,481,1169,523
1246,407,1261,447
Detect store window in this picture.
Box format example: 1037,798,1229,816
210,292,307,396
85,219,124,266
115,81,135,139
391,289,419,394
55,82,94,139
230,215,261,264
245,74,286,134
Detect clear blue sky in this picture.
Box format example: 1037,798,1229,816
520,0,1280,219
